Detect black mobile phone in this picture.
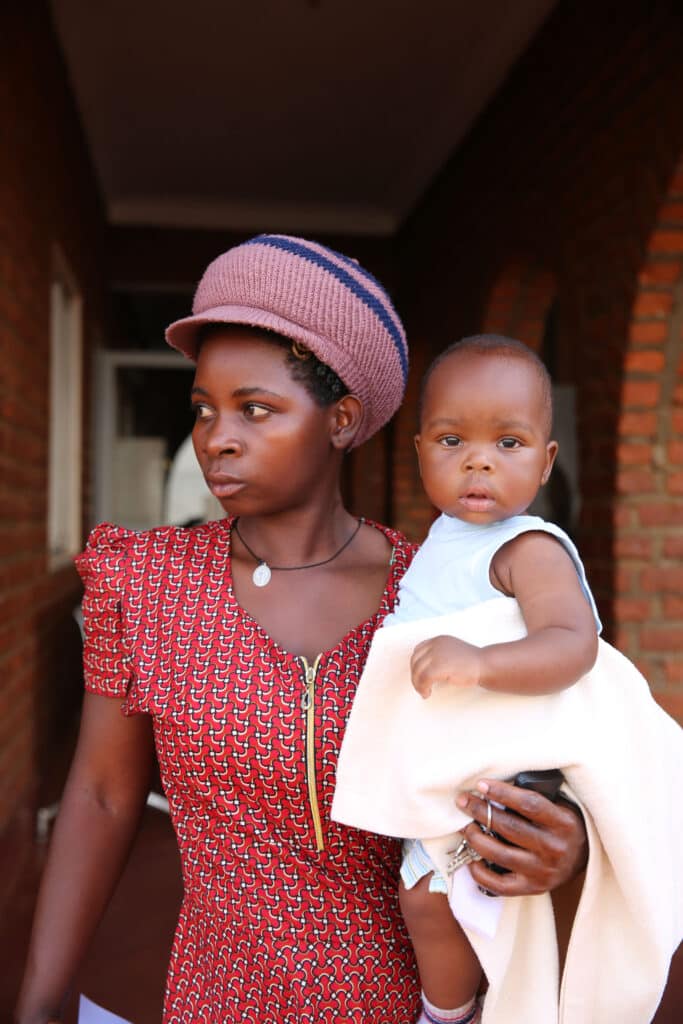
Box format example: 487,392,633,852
485,769,564,876
508,768,564,802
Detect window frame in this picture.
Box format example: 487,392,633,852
47,246,83,570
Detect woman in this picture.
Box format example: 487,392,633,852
17,235,588,1024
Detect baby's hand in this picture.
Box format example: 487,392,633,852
410,635,482,698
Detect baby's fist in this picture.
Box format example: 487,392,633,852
410,635,481,698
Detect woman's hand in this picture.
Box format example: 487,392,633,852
13,1012,61,1024
456,778,588,896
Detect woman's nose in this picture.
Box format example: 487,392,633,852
203,417,244,457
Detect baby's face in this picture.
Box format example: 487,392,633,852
415,351,558,524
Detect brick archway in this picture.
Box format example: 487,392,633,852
481,262,556,354
615,159,683,718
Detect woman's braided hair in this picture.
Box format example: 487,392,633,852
197,324,349,407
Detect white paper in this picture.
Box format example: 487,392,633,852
449,864,504,939
78,995,133,1024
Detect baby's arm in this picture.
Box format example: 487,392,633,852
410,531,598,698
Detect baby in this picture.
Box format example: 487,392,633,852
387,335,601,1024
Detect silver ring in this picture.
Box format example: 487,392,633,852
485,800,493,833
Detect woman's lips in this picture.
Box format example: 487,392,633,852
206,477,246,498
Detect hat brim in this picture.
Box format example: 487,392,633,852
166,304,330,362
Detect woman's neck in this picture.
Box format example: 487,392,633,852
234,498,357,567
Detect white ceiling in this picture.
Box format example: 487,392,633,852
51,0,556,236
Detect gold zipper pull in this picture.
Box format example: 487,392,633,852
302,662,314,709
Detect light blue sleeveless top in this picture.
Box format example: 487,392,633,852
386,513,601,632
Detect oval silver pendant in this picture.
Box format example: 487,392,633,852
252,562,272,587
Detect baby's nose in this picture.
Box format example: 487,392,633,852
463,447,493,471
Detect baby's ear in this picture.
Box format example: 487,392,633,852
541,440,559,484
414,434,424,476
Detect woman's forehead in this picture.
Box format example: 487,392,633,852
193,331,293,384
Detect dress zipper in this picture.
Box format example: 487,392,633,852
300,653,324,851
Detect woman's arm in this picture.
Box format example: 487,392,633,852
15,694,155,1024
456,778,587,896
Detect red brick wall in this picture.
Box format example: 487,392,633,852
616,168,683,716
0,5,108,831
394,1,683,710
481,264,556,353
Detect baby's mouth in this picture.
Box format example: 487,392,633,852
459,490,495,511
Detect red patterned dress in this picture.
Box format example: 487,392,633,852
77,517,420,1023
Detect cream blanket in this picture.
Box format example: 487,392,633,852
331,597,683,1024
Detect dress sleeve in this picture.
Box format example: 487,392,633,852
75,523,137,700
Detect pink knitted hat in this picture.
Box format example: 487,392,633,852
165,233,408,446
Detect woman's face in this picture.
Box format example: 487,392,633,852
191,327,343,517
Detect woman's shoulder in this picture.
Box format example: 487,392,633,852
75,519,227,586
366,518,417,547
361,518,418,569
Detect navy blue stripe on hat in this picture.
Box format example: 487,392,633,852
322,245,398,309
247,234,408,382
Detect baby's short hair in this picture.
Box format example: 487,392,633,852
420,333,553,437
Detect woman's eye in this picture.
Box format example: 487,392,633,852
244,402,270,420
498,437,521,449
192,403,212,421
439,435,462,447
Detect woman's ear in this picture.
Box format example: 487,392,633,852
330,394,364,450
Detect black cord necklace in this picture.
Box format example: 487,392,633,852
233,517,363,587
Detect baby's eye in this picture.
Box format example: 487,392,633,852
438,435,462,448
498,437,521,449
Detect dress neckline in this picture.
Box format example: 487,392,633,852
220,515,407,666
